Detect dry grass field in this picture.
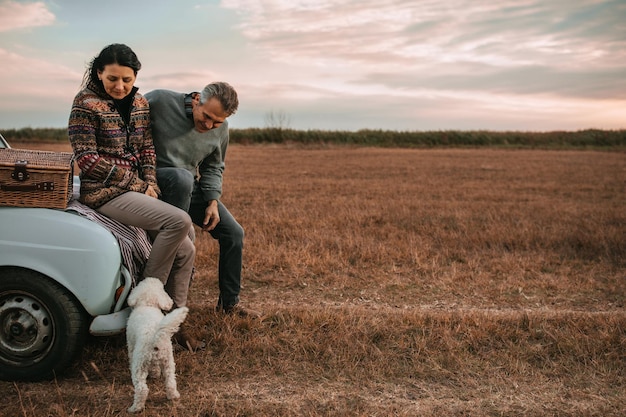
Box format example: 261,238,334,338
2,141,625,416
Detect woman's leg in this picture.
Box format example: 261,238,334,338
163,237,195,307
97,192,195,306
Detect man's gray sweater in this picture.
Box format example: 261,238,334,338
145,89,228,202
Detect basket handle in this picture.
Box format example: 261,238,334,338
0,182,55,191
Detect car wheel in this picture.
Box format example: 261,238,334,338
0,268,87,381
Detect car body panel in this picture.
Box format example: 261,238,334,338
89,306,131,335
0,206,125,316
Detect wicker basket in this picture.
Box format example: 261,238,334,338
0,148,74,209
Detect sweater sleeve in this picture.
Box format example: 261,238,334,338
197,121,228,202
134,95,160,195
137,129,160,195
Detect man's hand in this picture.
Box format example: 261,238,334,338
202,200,220,231
145,184,159,199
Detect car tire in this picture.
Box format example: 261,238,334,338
0,268,88,381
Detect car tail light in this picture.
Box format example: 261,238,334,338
115,286,125,302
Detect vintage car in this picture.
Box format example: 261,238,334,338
0,133,133,381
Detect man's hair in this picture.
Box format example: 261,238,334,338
199,82,239,116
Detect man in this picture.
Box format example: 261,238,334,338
145,82,258,323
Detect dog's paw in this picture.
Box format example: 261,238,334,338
127,403,144,413
167,389,181,400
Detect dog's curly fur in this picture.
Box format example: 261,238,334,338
125,277,189,413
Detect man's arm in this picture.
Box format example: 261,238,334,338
197,121,229,202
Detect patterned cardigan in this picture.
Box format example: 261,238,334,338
68,81,160,208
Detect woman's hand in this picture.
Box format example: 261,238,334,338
145,184,159,199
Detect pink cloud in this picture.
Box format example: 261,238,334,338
0,1,55,32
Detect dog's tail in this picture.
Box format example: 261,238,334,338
152,307,189,346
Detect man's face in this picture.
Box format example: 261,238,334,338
192,96,228,132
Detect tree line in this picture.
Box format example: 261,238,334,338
2,127,625,149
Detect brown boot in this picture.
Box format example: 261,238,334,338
173,324,206,352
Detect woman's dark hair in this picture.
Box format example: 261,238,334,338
82,43,141,89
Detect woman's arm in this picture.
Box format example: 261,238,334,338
133,95,160,195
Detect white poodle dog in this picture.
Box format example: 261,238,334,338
125,277,189,413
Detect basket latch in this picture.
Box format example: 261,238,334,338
11,160,29,182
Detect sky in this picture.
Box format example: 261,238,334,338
0,0,625,132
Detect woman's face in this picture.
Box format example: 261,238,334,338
97,63,136,99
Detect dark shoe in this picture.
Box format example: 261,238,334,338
173,326,206,352
218,304,262,319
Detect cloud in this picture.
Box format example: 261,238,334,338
0,48,79,98
220,0,626,99
0,1,55,32
141,70,222,92
360,65,626,100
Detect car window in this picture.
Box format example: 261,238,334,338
0,133,9,149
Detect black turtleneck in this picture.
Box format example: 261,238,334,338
114,93,134,126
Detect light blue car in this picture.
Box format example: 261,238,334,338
0,134,133,381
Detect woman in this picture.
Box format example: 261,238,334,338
68,44,201,350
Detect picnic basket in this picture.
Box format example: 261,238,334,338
0,148,74,209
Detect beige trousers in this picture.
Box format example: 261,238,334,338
97,191,196,307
